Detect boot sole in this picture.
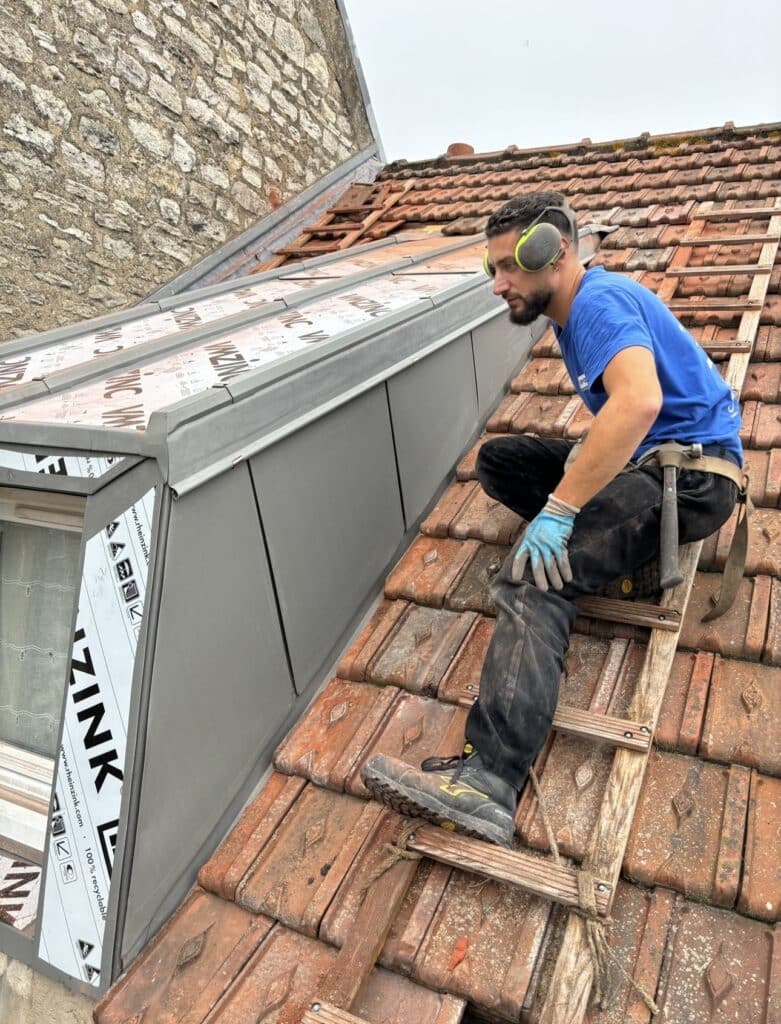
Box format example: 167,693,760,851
361,764,513,848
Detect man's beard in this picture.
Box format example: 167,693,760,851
507,287,553,325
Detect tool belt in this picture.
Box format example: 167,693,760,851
637,442,751,621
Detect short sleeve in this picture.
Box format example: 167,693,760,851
574,286,654,390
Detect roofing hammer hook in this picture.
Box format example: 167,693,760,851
659,442,701,590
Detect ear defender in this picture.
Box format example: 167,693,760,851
514,221,564,272
483,203,576,277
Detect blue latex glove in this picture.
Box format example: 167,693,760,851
510,500,576,591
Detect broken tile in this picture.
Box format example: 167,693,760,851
655,650,715,755
345,692,466,798
678,572,771,662
444,542,508,615
421,481,479,537
273,678,398,790
235,785,382,935
450,487,524,545
738,771,781,922
384,536,479,608
656,901,776,1022
413,868,552,1020
93,889,273,1024
337,599,409,681
700,658,781,774
623,750,750,905
586,884,676,1024
198,773,307,901
367,604,477,695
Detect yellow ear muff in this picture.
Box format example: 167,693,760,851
482,251,494,277
514,221,564,272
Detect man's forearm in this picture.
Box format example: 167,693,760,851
551,396,659,509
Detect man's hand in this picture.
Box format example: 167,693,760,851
511,495,579,591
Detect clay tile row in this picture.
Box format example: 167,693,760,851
586,883,781,1022
95,886,465,1024
679,571,780,665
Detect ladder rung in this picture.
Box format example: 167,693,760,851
552,707,653,752
680,233,777,246
405,825,612,915
701,339,753,354
329,205,385,214
275,243,336,256
666,297,763,312
308,222,364,234
668,264,771,277
698,206,780,221
302,1005,364,1024
574,595,681,631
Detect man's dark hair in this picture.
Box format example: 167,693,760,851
485,191,578,246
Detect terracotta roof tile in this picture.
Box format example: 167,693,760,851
654,900,777,1021
198,773,306,902
738,771,781,921
93,889,274,1024
384,536,480,608
366,604,476,694
585,883,676,1024
742,448,781,507
679,572,771,661
337,599,409,682
511,357,574,396
624,750,751,906
411,868,552,1018
652,650,714,756
449,486,524,545
273,678,398,789
699,506,781,576
344,693,467,799
443,542,508,616
700,658,781,775
234,785,381,931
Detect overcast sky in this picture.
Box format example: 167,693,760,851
341,0,781,163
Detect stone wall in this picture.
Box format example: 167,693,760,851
0,0,374,340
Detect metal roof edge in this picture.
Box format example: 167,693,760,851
143,144,383,301
333,0,386,164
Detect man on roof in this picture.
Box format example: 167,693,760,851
361,191,743,847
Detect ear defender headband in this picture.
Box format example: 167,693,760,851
483,204,577,276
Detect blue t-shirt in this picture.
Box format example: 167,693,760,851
553,266,742,464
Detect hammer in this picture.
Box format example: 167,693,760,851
659,443,702,589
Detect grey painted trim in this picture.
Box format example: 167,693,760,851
333,0,386,163
168,288,504,495
0,449,140,495
108,485,170,986
82,459,160,541
143,145,382,300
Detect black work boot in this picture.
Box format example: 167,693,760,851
360,744,517,848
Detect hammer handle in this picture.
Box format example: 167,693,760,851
659,464,683,589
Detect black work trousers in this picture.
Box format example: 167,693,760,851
465,435,738,790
